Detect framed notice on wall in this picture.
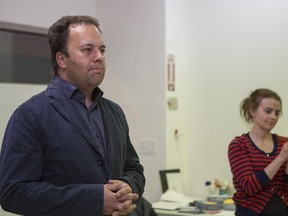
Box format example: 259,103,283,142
167,54,175,91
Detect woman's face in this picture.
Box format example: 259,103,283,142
251,98,282,132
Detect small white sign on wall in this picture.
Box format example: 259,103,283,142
167,54,175,91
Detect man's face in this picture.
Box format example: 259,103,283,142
58,23,106,92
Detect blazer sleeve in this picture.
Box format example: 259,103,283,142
100,98,145,197
0,105,104,216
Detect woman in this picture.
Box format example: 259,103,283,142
228,88,288,216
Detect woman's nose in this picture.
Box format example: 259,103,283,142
271,112,277,119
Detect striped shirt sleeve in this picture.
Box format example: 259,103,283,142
228,137,270,196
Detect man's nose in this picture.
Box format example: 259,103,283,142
93,49,104,61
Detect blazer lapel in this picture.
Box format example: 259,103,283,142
98,100,116,178
49,93,104,157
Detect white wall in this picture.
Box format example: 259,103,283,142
0,0,97,28
182,0,288,199
94,0,166,202
165,0,190,194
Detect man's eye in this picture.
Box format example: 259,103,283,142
83,48,92,53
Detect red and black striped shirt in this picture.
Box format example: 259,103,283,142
228,133,288,215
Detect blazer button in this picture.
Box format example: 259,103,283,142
98,159,104,165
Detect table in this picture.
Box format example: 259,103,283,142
155,209,234,216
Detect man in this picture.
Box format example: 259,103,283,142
0,15,145,216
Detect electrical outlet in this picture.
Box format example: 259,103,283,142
140,140,157,155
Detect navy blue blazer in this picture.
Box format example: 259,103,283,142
0,78,145,216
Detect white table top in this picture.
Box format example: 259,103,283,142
155,209,234,216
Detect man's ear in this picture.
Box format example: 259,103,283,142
56,52,66,69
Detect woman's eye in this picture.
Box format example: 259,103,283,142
275,111,282,116
265,110,272,114
265,109,282,116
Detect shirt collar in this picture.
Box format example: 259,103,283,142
53,76,103,101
